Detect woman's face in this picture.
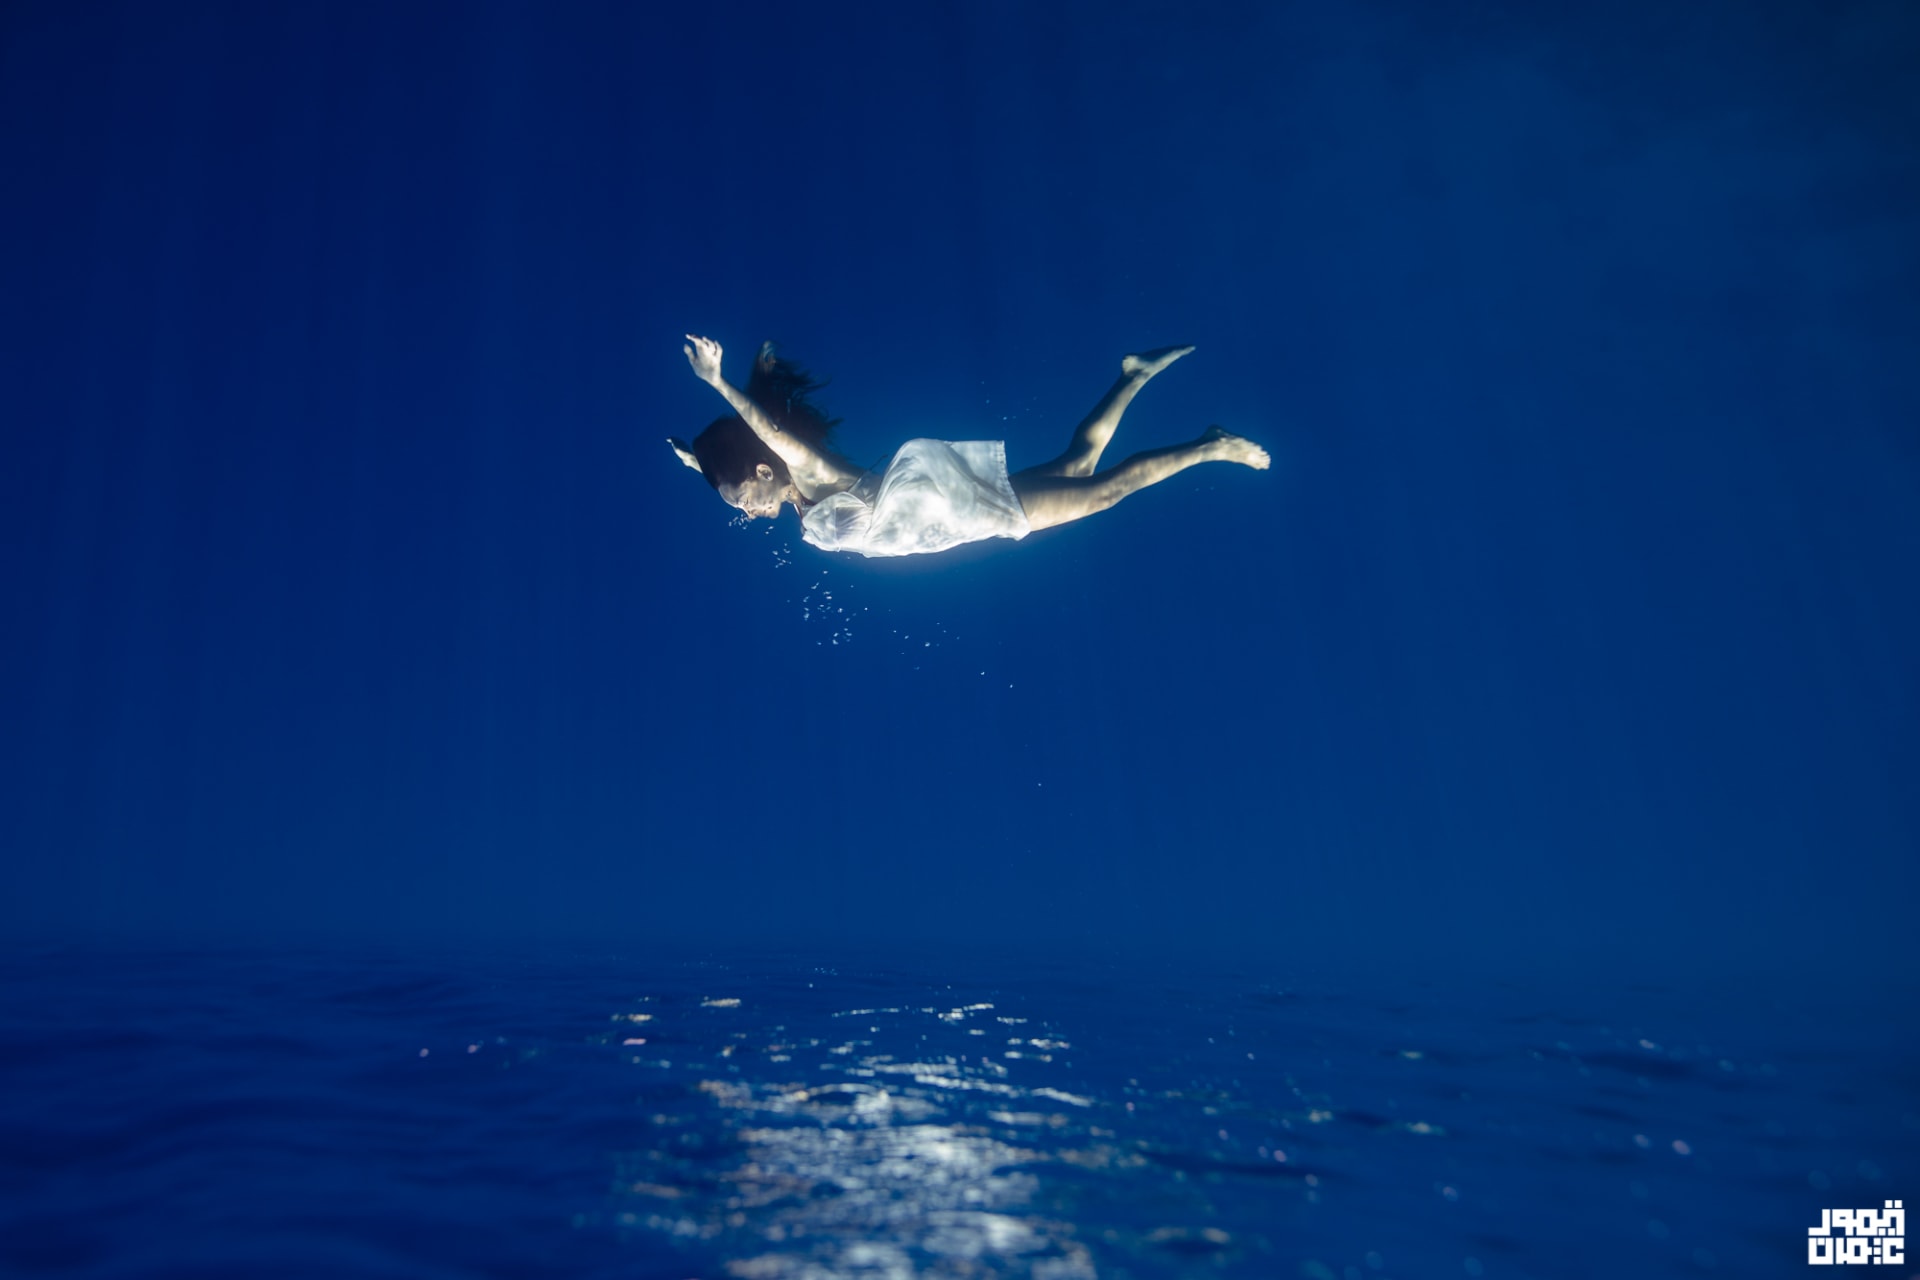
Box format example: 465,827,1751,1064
721,463,788,519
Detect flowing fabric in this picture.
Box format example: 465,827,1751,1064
800,439,1031,558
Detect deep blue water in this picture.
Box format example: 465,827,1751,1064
3,948,1911,1278
4,2,1918,1275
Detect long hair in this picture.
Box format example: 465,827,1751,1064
686,342,839,495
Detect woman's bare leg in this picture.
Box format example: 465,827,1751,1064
1025,346,1197,479
1012,427,1270,532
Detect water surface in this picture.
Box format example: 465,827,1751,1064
1,948,1910,1278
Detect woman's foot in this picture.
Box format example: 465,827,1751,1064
1201,425,1270,470
1121,345,1196,379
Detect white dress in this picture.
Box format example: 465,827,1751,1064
800,439,1032,558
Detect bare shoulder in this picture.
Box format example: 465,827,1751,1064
792,458,863,503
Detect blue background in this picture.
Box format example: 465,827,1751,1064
3,0,1915,980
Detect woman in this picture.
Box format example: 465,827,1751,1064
669,335,1268,558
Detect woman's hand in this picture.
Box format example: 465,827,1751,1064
683,334,724,385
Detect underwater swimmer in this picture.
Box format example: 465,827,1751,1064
669,335,1268,558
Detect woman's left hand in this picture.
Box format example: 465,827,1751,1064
683,334,724,384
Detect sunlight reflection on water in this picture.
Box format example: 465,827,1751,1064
584,964,1917,1280
0,953,1910,1279
612,997,1102,1277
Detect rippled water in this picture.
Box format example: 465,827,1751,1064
0,948,1910,1278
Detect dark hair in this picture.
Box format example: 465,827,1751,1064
687,342,839,494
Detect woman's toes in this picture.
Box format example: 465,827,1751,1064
1121,345,1196,378
1201,427,1269,469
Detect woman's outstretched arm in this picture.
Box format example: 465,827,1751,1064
683,335,862,498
